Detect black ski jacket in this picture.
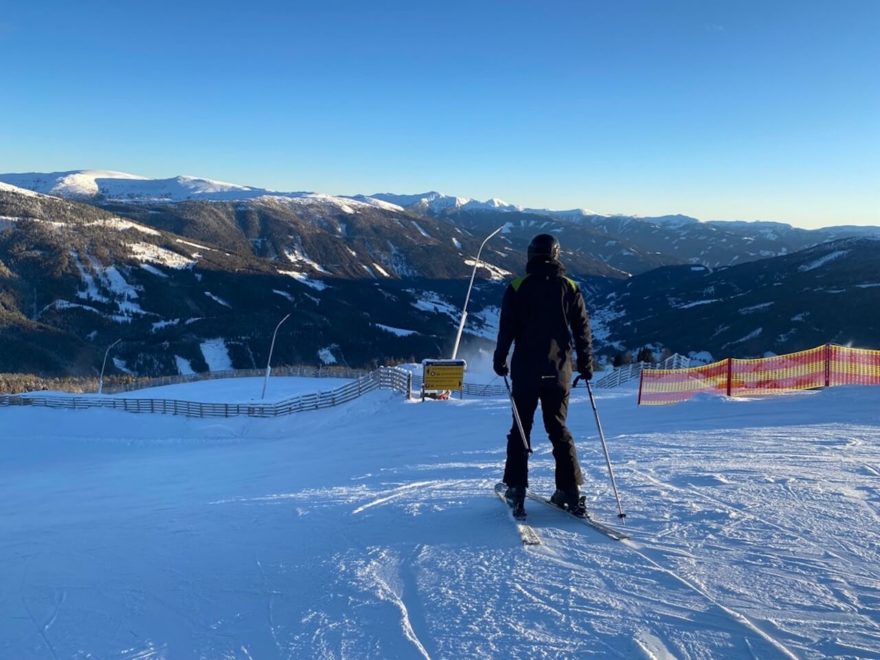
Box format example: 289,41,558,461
493,258,592,388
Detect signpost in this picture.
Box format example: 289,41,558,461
421,359,467,400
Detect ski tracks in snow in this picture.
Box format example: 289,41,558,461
351,480,457,515
351,547,431,659
614,424,880,658
280,457,828,657
520,513,798,659
255,559,287,659
20,588,64,660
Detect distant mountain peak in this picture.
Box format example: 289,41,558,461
368,191,521,214
0,170,147,198
0,169,270,202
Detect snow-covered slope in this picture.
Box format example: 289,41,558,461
2,376,878,658
0,169,149,197
0,180,44,198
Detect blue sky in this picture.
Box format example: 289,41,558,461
1,0,878,228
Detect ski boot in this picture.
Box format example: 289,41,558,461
504,485,527,519
550,488,587,518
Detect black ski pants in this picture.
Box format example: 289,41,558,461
503,379,583,491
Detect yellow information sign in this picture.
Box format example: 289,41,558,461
422,359,467,398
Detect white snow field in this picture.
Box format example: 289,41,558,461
2,377,879,659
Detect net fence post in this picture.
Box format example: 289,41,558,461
726,358,733,397
824,343,832,388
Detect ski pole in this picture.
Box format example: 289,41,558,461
575,376,626,519
503,375,532,455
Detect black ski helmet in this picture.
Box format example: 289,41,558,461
527,233,561,262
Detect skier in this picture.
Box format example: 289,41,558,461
493,233,593,518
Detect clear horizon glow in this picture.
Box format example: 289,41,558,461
1,1,878,229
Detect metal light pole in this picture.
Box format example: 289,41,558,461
451,225,504,359
98,338,121,395
261,313,291,399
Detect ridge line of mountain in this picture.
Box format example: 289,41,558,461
4,168,877,232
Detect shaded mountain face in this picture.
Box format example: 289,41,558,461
97,197,507,280
1,174,878,378
6,170,878,279
0,188,506,376
589,238,880,361
387,201,879,276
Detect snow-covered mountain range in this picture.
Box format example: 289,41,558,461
0,170,598,214
5,169,877,252
1,168,878,378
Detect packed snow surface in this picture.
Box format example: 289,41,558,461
1,379,878,658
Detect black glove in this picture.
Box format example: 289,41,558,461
577,358,593,381
494,360,509,377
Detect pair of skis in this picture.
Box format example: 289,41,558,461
495,483,629,544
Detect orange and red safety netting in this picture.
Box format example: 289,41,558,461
638,344,880,405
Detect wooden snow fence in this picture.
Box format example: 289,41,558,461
0,367,413,419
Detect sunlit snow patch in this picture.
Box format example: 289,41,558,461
71,252,108,303
375,324,418,337
463,258,511,280
152,319,179,332
112,357,134,374
130,242,197,269
200,339,233,372
411,221,432,238
140,263,168,278
204,292,232,308
739,302,774,315
0,180,42,197
798,250,849,272
284,247,331,274
177,239,214,252
278,270,327,291
724,328,763,348
677,299,718,309
317,347,338,364
49,299,102,315
467,306,500,340
175,355,195,375
88,217,161,235
409,291,458,318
